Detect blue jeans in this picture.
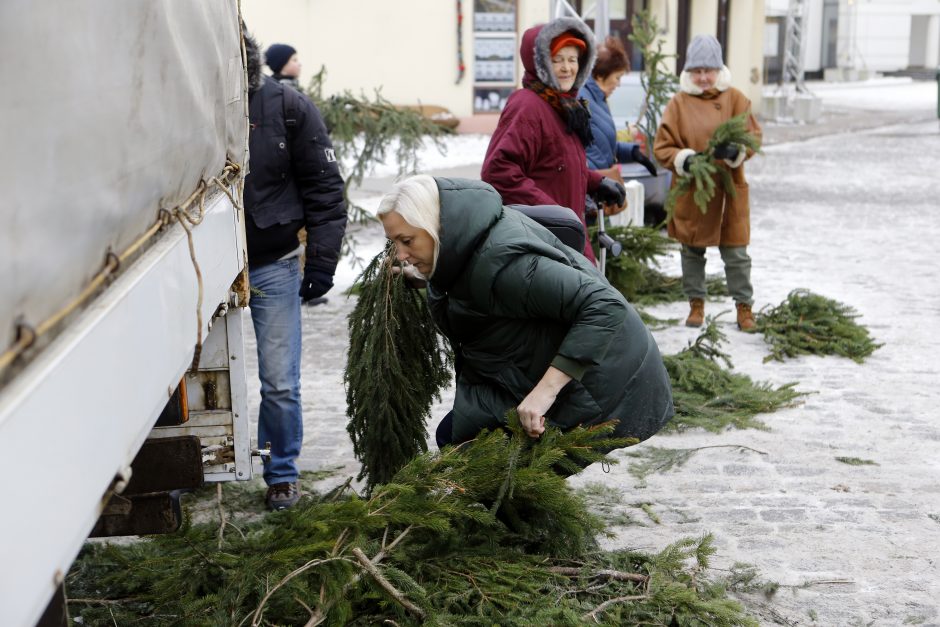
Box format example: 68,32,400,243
249,258,303,486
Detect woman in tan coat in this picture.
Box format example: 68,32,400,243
653,35,762,331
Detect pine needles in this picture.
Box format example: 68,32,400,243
664,321,804,433
304,67,447,224
345,244,452,491
595,225,727,305
665,113,762,218
626,445,768,482
629,10,678,158
756,289,882,363
67,422,756,626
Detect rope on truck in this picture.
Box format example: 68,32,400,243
0,161,243,378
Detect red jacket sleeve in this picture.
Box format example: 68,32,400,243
481,108,557,207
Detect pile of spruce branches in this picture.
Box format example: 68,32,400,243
593,225,727,306
663,320,804,433
756,289,882,363
67,418,756,626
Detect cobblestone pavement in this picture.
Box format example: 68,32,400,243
244,107,940,625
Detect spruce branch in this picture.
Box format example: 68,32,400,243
664,113,762,219
626,445,769,485
345,243,452,491
629,10,679,163
303,67,448,225
663,320,804,433
594,225,728,306
756,289,882,363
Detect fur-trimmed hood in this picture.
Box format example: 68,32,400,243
521,18,596,92
243,29,264,93
678,65,732,95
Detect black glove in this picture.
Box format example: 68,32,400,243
680,152,702,174
631,145,658,177
299,266,333,301
594,177,626,208
712,142,740,161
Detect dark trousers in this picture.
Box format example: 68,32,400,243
436,412,457,449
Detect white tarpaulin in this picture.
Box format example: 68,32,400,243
0,1,247,350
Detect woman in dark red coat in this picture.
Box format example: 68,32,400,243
481,17,625,264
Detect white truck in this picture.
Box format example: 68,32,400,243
0,3,255,624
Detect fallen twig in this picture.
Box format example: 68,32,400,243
582,594,649,622
304,525,414,627
548,566,648,584
352,547,426,620
799,579,854,587
217,483,226,550
250,556,352,627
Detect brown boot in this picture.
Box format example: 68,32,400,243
736,302,756,332
685,298,705,327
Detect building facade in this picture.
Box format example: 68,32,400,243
764,0,940,82
241,1,766,123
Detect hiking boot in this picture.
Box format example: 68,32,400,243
736,302,756,332
685,298,705,327
266,482,300,510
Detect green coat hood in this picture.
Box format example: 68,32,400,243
431,178,503,291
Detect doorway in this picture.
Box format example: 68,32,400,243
909,15,930,68
821,0,839,68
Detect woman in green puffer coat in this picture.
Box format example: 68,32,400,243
377,175,673,450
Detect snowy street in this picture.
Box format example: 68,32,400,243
244,80,940,625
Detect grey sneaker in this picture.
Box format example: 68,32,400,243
266,482,300,510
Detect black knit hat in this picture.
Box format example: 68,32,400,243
265,43,297,73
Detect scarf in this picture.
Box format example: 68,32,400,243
523,76,593,147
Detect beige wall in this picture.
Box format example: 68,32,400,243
241,1,763,117
242,0,553,119
728,1,766,106
648,0,764,108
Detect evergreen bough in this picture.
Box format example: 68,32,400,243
664,113,762,219
67,420,756,626
756,289,882,363
345,244,452,491
629,10,678,163
663,320,804,433
593,225,727,305
304,68,448,225
627,444,768,483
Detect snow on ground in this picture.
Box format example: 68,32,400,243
763,76,939,112
341,133,492,180
807,76,939,111
588,118,940,625
242,79,940,626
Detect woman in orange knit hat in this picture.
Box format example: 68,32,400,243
481,18,626,265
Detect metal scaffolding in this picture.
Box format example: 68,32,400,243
781,0,809,93
551,0,610,43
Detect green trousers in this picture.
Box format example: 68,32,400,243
680,245,753,305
